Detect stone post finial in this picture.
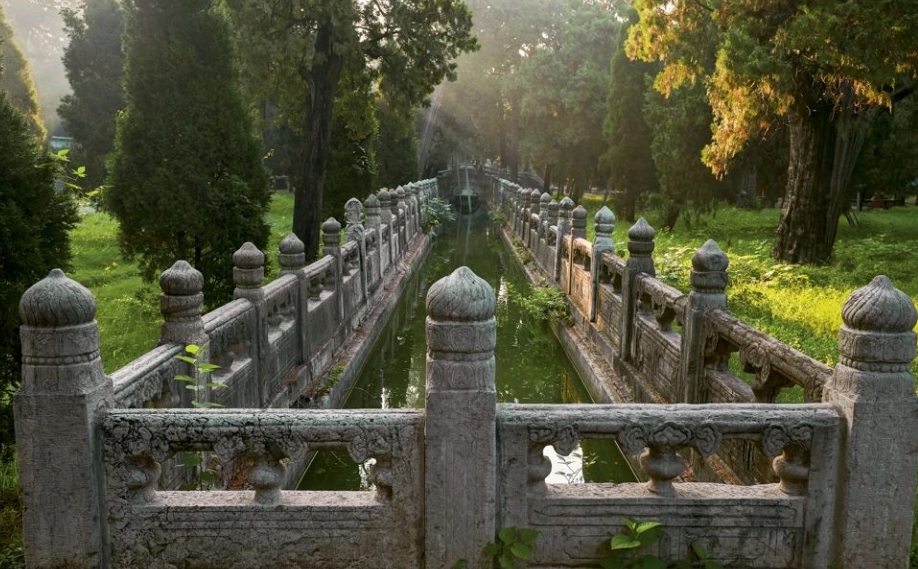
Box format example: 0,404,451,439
824,276,918,568
378,190,393,224
159,260,206,346
530,188,542,215
590,207,616,322
15,270,112,567
572,204,588,239
278,233,306,274
322,217,342,251
690,239,729,300
233,242,265,295
622,218,656,364
547,199,560,227
365,193,381,227
425,266,497,567
396,186,406,208
627,217,656,263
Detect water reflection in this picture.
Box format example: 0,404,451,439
298,214,636,490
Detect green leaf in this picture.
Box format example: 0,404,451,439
497,554,515,569
599,557,625,569
482,543,500,557
517,528,539,542
206,382,227,389
609,535,641,550
510,542,533,560
175,355,197,365
197,363,220,372
637,556,667,569
691,543,710,559
635,522,661,534
183,453,202,468
672,561,693,569
498,527,518,544
185,344,201,355
174,374,195,383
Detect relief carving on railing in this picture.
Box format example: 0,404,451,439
527,425,579,491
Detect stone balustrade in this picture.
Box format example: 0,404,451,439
11,172,918,568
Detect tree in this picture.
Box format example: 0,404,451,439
224,0,477,260
59,0,125,194
0,3,45,138
107,0,270,307
602,11,658,221
629,1,918,263
0,53,79,444
375,96,418,189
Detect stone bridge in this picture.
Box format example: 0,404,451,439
11,174,918,568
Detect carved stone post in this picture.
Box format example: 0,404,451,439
279,233,309,378
554,197,574,284
14,270,113,568
679,240,728,404
621,218,655,362
424,267,497,569
591,207,615,322
344,198,368,303
160,261,208,407
364,194,382,289
322,217,344,324
571,204,587,240
159,260,207,346
396,186,407,252
233,242,267,405
823,276,918,569
528,189,541,247
547,198,559,229
379,190,396,264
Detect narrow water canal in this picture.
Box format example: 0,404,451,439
298,212,636,490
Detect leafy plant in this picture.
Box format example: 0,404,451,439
423,197,457,232
489,208,508,227
600,519,726,569
505,282,570,322
483,526,539,568
174,343,224,408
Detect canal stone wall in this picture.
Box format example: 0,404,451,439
10,172,918,568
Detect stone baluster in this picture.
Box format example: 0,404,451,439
571,204,587,240
395,186,407,252
379,189,395,263
14,270,113,568
823,276,918,569
344,197,368,302
364,194,382,290
526,189,540,247
547,198,559,230
621,218,656,362
247,453,286,506
160,261,208,407
322,217,344,324
518,187,529,238
590,207,615,322
409,183,420,236
424,267,497,569
678,240,728,404
279,233,309,377
234,242,267,406
554,197,574,284
538,193,551,237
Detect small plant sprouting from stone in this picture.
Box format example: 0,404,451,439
600,518,726,569
489,208,508,227
483,526,539,568
174,343,225,408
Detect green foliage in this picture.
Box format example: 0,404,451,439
0,6,45,140
174,343,225,409
0,446,23,569
59,0,126,194
0,84,79,447
374,96,419,189
107,0,271,308
423,197,457,232
505,282,569,322
600,519,725,569
482,526,539,568
489,208,508,227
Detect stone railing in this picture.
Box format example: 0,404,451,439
12,252,918,568
494,178,851,484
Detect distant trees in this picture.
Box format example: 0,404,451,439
0,4,45,139
0,53,78,444
224,0,477,260
59,0,125,193
629,0,918,263
106,0,270,307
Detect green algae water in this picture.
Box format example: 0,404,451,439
298,213,636,489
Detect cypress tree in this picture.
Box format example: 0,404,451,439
107,0,270,307
0,4,45,139
59,0,126,193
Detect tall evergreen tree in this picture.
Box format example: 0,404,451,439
0,4,45,139
0,43,79,444
59,0,125,193
107,0,270,307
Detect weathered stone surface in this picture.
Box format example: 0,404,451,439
278,233,306,273
159,260,206,347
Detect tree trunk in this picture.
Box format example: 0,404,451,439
543,164,552,195
292,19,343,261
773,98,875,264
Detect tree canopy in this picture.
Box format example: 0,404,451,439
224,0,477,260
107,0,270,306
0,4,45,139
628,0,918,263
59,0,125,193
